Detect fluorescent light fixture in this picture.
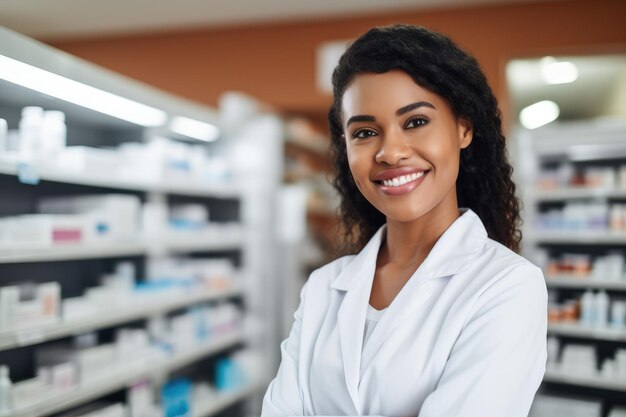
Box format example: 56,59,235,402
0,54,167,127
541,57,579,84
520,100,560,129
169,116,220,142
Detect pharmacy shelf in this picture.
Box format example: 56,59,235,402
530,231,626,245
0,158,242,198
526,120,626,159
0,241,147,264
0,27,272,417
164,230,243,253
194,382,265,417
543,369,626,392
548,322,626,342
3,332,243,417
520,119,626,404
0,230,243,264
546,276,626,291
532,187,626,202
0,286,242,352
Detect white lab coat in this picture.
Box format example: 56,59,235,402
262,208,547,417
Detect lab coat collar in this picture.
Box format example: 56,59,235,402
330,224,386,291
330,207,488,291
334,227,382,413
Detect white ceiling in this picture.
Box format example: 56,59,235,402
0,0,545,39
507,54,626,122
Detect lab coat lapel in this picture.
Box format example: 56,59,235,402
360,208,488,374
332,225,385,413
336,277,371,413
360,276,433,373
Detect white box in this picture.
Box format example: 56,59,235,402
38,194,141,241
56,146,121,176
0,214,87,248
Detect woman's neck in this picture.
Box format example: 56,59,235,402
381,202,461,268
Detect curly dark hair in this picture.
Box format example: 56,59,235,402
328,24,522,253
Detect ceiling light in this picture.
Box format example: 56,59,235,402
0,54,167,127
520,100,560,129
169,116,219,142
541,57,579,84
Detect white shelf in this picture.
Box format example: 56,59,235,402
532,187,626,202
164,230,243,253
543,369,626,392
194,383,264,417
527,120,626,159
0,230,243,264
0,287,242,352
546,275,626,291
0,241,147,263
530,231,626,245
0,158,242,198
548,322,626,341
3,332,243,417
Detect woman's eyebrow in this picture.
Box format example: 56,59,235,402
346,115,376,127
396,101,436,116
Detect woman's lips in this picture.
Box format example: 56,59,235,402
374,169,429,195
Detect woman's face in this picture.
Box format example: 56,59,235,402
341,70,472,223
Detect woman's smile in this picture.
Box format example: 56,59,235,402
373,167,431,196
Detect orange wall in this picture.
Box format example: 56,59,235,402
49,0,626,123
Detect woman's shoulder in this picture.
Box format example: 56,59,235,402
467,237,546,303
306,254,356,289
295,255,356,312
480,237,543,275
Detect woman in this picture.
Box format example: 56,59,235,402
262,24,547,417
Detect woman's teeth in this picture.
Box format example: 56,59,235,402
381,171,425,187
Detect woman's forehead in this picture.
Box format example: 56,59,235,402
341,70,442,118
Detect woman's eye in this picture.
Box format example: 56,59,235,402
405,117,429,129
352,129,377,139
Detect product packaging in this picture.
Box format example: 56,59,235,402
162,378,192,417
0,365,12,413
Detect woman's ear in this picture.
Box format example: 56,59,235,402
458,118,473,149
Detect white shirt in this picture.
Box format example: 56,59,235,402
363,304,386,349
261,208,548,417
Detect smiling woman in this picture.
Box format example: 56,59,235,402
342,70,472,225
262,24,547,417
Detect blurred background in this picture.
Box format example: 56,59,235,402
0,0,625,416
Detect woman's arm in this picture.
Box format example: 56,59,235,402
419,264,548,417
261,280,309,417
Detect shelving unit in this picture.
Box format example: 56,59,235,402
543,370,626,392
282,117,338,273
531,186,626,202
0,25,280,417
529,231,626,245
515,119,626,414
2,332,242,417
193,383,267,417
548,323,626,342
0,241,147,264
0,287,242,351
546,276,626,291
0,231,244,264
0,158,243,198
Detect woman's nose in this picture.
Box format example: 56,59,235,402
375,130,412,165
